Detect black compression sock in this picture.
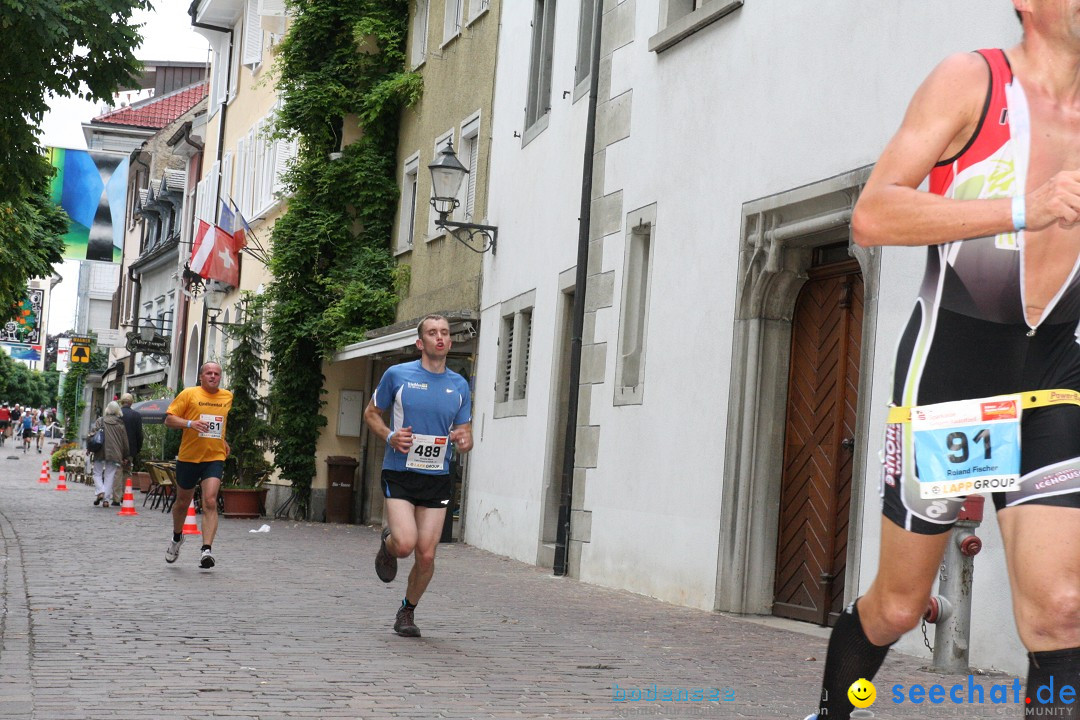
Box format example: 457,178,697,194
201,544,211,552
173,533,182,542
402,598,417,609
817,600,893,720
1026,647,1080,717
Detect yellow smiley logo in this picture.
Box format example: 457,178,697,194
848,678,876,708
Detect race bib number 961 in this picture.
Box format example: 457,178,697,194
911,395,1021,498
405,434,449,471
199,414,225,439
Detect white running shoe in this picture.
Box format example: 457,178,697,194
166,537,184,564
200,548,216,569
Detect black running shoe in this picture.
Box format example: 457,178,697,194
375,527,397,583
394,605,421,637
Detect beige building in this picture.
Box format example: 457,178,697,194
320,0,500,531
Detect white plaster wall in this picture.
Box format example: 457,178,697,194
472,0,1025,673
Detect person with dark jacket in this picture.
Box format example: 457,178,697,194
91,402,130,508
117,394,143,504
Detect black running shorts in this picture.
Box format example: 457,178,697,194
381,469,452,509
175,460,225,490
884,308,1080,534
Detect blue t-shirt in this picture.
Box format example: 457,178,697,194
373,360,472,475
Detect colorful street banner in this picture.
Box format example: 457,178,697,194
2,288,43,345
46,147,129,263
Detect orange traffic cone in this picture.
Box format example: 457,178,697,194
38,460,49,484
55,465,68,491
182,500,200,536
117,477,138,516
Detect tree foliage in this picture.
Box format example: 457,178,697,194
223,294,273,487
0,180,67,318
0,349,58,408
265,0,418,517
1,0,149,198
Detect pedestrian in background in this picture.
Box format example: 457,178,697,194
117,394,144,505
91,403,129,508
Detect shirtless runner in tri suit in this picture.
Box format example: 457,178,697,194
806,4,1080,719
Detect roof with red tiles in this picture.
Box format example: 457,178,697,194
91,82,208,130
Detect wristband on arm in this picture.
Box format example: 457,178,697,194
186,420,192,429
387,429,396,446
1012,195,1026,231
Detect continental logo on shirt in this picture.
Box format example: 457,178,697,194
197,401,229,407
407,382,428,390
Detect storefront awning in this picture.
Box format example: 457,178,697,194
333,317,478,363
333,328,416,362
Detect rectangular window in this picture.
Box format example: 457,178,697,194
243,0,264,68
615,205,656,405
524,0,557,133
494,291,536,418
410,0,430,67
650,0,742,53
458,115,480,220
443,0,464,43
574,0,598,88
467,0,489,23
397,154,420,252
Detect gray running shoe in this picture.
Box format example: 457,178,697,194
394,605,421,637
166,536,184,564
375,527,397,583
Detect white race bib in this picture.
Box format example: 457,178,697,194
405,434,449,471
911,395,1021,498
199,414,225,439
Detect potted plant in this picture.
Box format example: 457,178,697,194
221,294,273,518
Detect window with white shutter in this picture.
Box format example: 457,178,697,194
243,0,263,68
575,0,598,88
410,0,429,68
235,136,249,217
615,204,656,405
459,115,480,220
220,151,234,213
443,0,463,43
259,0,287,35
524,0,557,134
467,0,489,23
397,153,420,253
272,137,297,195
494,290,536,417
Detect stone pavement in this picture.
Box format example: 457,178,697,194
0,448,1022,719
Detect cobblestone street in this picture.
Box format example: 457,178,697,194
0,449,1019,719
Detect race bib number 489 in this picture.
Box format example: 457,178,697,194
911,395,1021,498
405,434,449,471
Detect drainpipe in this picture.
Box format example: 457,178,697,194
554,0,604,577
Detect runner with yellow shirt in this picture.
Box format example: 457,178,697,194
164,362,233,569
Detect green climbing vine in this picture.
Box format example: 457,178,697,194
266,0,421,517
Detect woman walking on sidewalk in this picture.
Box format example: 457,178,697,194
91,403,129,508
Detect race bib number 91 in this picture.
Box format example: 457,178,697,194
405,434,449,471
911,395,1021,498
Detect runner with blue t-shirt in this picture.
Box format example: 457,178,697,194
364,314,473,637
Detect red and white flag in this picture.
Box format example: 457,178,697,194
189,219,240,287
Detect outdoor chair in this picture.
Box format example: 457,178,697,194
144,462,176,512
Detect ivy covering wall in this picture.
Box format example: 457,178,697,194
267,0,421,517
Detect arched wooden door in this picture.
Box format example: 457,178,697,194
773,259,863,626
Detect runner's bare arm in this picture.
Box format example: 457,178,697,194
852,52,1015,247
363,398,412,452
